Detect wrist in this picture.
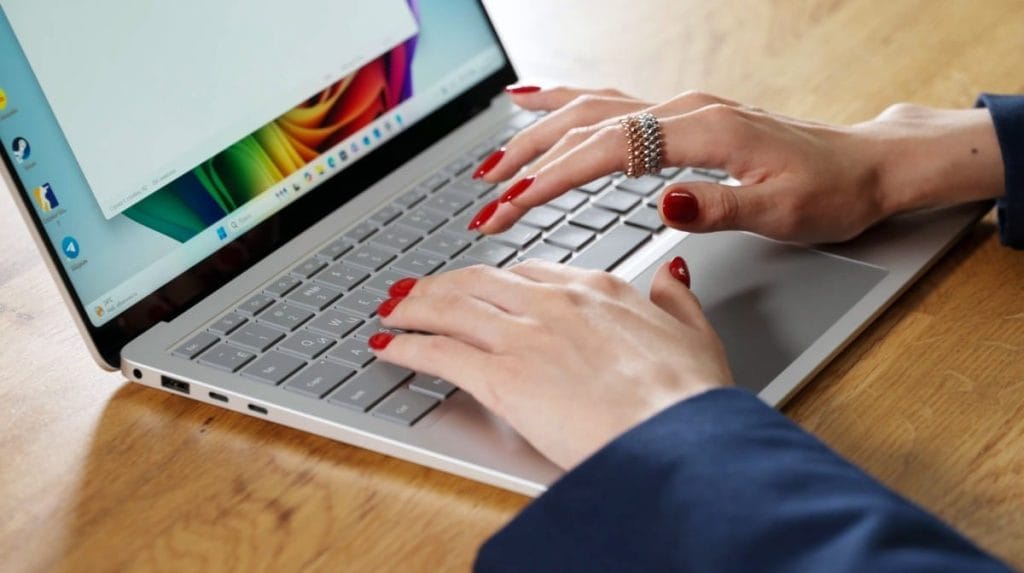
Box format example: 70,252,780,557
857,106,1005,218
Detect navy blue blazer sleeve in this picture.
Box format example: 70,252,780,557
978,93,1024,249
476,388,1011,572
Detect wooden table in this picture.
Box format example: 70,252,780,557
3,1,1023,570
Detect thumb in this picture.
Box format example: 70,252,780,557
649,256,705,327
658,180,772,234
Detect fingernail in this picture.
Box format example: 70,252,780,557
368,332,395,351
505,85,541,94
669,256,690,288
376,296,404,318
500,176,535,203
662,189,699,224
389,277,417,298
474,148,506,179
468,200,499,231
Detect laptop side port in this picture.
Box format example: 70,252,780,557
248,404,268,415
208,392,228,403
160,376,191,395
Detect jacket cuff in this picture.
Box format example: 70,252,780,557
977,93,1024,249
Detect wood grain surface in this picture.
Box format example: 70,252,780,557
2,1,1023,571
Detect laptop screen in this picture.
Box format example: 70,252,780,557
0,1,506,332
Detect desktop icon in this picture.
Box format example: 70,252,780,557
351,142,359,153
315,163,326,175
326,156,337,169
362,136,372,147
292,182,301,192
216,226,228,240
384,121,393,132
373,128,382,140
0,88,7,111
395,114,403,125
11,137,30,163
61,236,80,260
32,183,59,213
94,306,105,318
304,171,313,182
339,150,349,162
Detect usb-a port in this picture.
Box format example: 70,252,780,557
161,376,191,395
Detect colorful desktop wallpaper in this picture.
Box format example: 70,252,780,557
124,1,420,243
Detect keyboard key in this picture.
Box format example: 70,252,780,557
409,374,458,399
443,155,475,177
451,178,496,198
420,173,449,192
328,362,414,412
497,126,517,144
258,302,314,331
316,238,353,261
286,283,343,311
290,257,326,279
418,232,472,259
343,221,378,243
520,205,565,230
657,167,682,179
440,257,485,273
369,204,403,226
278,330,336,360
464,241,516,267
692,167,730,179
616,176,665,196
314,262,369,291
392,250,445,276
263,275,301,297
547,189,590,212
208,313,247,336
571,207,619,231
469,139,499,160
343,243,397,271
306,309,363,338
569,225,651,271
370,225,422,253
372,389,440,426
236,293,274,317
520,243,571,263
509,110,540,129
284,360,355,398
395,186,429,209
578,176,612,194
198,343,256,372
363,269,408,295
491,223,540,250
326,338,376,368
228,323,285,352
173,331,219,359
424,190,473,215
335,288,387,318
546,226,596,251
397,207,447,234
594,190,641,213
625,207,666,231
353,318,401,341
241,351,305,385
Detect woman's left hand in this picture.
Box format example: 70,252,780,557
370,258,733,470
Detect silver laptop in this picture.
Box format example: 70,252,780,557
0,1,987,496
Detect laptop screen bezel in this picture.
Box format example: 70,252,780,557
1,2,518,368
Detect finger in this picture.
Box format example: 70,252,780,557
476,105,759,234
374,332,502,410
380,291,521,352
401,264,544,315
506,85,634,112
657,179,774,234
479,95,648,182
648,258,706,327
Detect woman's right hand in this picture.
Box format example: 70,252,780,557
471,86,1005,244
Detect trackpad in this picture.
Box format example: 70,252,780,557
630,232,888,393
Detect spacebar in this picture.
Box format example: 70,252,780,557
569,226,652,271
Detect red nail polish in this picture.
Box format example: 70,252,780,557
368,332,395,351
389,277,417,298
474,148,506,179
662,190,699,224
377,297,404,318
505,85,541,94
468,200,499,231
500,176,535,203
669,256,690,288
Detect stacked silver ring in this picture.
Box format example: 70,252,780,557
620,112,664,178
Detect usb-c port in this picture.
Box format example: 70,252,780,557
208,392,228,403
248,404,268,415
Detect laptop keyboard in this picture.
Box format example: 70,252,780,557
170,110,729,427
